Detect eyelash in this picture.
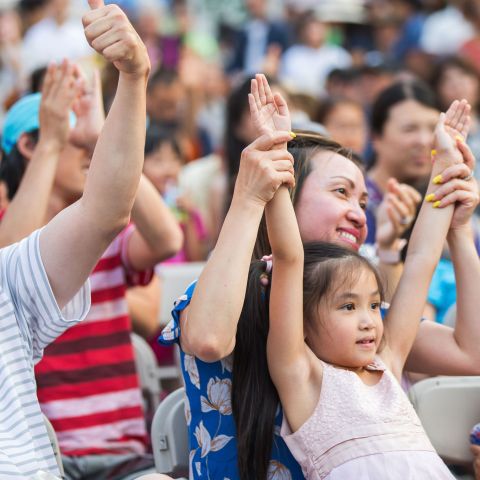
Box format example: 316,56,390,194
340,302,381,311
334,188,367,211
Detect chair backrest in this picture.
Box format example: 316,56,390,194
409,376,480,463
151,387,189,475
42,414,64,476
131,333,162,416
156,262,205,325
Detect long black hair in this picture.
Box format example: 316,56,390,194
232,239,384,480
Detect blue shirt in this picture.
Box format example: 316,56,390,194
159,281,305,480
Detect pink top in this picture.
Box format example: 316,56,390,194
281,358,454,479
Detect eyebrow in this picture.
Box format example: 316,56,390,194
337,290,380,301
330,176,369,199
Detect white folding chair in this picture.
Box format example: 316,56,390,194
151,387,189,478
43,414,64,477
154,262,205,385
409,376,480,464
132,333,163,418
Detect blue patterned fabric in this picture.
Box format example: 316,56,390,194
158,280,305,480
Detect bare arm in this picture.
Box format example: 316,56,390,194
384,102,470,377
39,0,151,308
406,140,480,374
127,174,183,271
180,131,295,361
128,275,161,338
0,61,79,247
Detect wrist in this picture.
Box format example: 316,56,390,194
375,238,407,265
36,137,64,155
447,223,474,245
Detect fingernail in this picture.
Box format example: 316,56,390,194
432,175,443,185
425,193,436,202
430,149,437,156
433,201,441,208
455,135,464,143
289,131,296,139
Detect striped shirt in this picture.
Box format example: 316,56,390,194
35,225,153,456
0,229,90,478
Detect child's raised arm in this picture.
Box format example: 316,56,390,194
383,100,471,377
249,76,320,432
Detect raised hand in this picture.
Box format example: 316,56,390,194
83,0,150,78
434,99,471,163
375,179,421,248
69,69,105,153
248,73,291,136
39,60,81,150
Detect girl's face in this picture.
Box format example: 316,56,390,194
295,151,368,251
143,142,183,195
373,99,438,184
305,267,383,369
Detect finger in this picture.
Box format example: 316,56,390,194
444,99,459,126
272,160,294,174
90,29,125,54
274,92,290,118
387,194,410,220
247,131,293,151
82,3,110,28
84,16,114,44
88,0,105,9
456,137,476,171
248,93,259,118
276,171,295,189
41,63,56,98
394,184,422,213
101,39,133,64
436,163,472,183
434,189,478,209
257,73,266,106
261,74,274,105
258,149,294,164
386,204,401,232
450,99,462,127
431,178,476,202
251,78,261,111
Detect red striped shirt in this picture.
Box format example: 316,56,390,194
35,225,153,456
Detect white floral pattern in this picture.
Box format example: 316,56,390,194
158,280,305,480
201,377,232,415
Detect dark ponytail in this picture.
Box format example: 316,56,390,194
232,260,278,480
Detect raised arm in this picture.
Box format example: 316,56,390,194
406,140,480,374
383,100,470,377
39,0,151,308
180,131,295,361
0,61,80,247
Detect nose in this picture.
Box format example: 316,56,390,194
346,201,367,229
359,312,375,330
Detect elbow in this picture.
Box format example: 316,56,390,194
152,226,184,263
186,332,234,363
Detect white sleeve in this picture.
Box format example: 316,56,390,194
0,229,91,363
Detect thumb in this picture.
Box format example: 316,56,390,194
88,0,105,9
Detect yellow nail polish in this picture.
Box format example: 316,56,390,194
432,175,443,185
433,201,441,208
289,131,297,139
425,193,435,202
455,135,464,143
430,149,437,156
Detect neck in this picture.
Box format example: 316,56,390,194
367,165,394,193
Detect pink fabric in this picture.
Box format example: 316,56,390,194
281,358,454,479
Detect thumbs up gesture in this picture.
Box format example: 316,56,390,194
82,0,150,78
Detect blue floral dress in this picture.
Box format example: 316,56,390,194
159,281,305,480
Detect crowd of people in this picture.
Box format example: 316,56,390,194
1,0,480,479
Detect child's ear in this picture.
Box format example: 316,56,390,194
16,133,36,161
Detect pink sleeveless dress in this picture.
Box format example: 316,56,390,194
281,358,455,479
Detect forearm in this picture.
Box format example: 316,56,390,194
184,197,264,361
377,262,403,303
0,141,61,247
182,215,207,261
448,225,480,360
127,277,161,337
80,72,149,238
129,175,183,268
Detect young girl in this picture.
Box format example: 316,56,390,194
257,79,472,476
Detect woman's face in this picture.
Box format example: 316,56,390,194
373,99,438,184
438,66,479,109
295,151,368,251
323,102,368,154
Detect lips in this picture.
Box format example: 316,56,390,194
337,228,361,250
356,337,376,347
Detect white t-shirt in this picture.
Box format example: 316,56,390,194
280,44,352,98
0,229,90,478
